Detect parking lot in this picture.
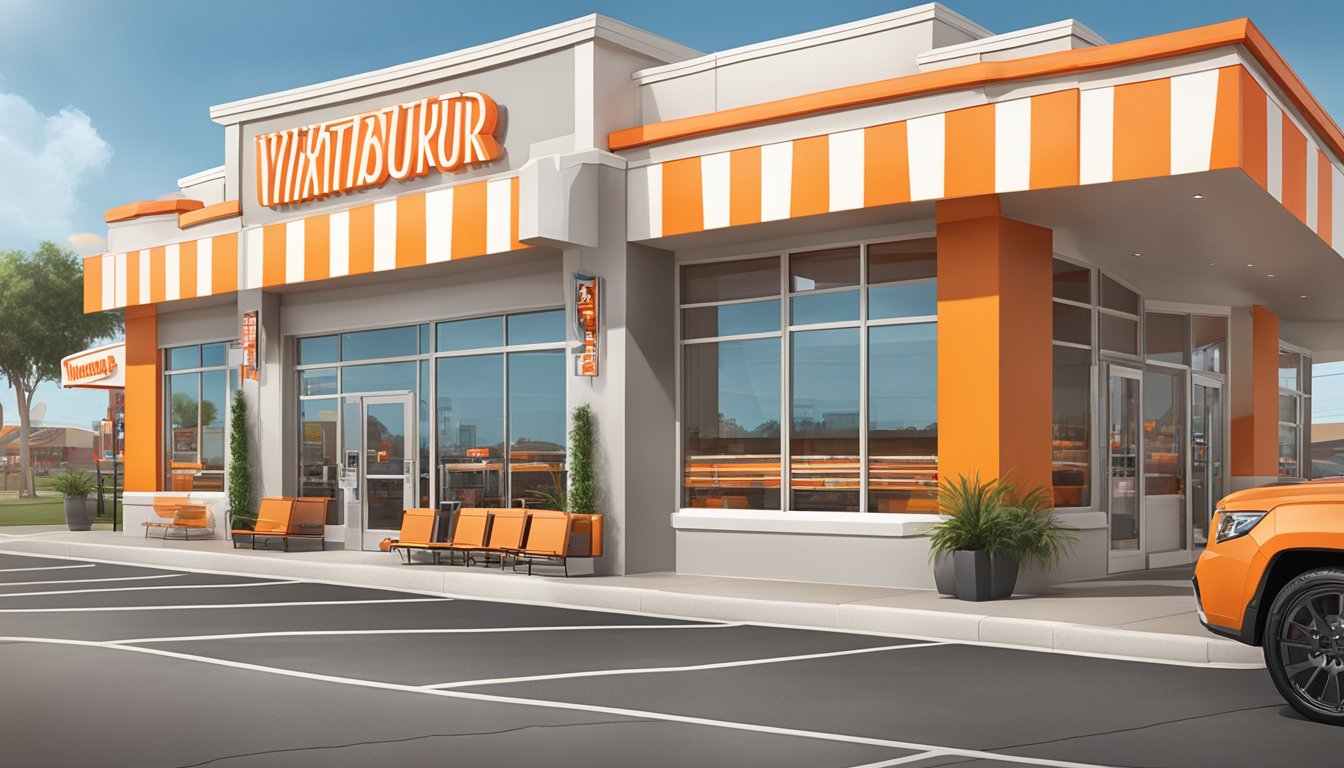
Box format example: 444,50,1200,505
0,550,1339,768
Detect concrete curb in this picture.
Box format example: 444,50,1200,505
0,537,1264,668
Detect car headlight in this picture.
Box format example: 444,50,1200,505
1215,510,1267,543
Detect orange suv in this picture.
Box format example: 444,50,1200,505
1194,478,1344,725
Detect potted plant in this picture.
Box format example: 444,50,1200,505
927,473,1075,601
530,404,602,558
51,470,97,531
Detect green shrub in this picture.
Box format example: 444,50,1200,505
927,473,1076,570
227,389,255,530
567,404,596,516
50,470,96,497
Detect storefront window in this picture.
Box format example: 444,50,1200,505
683,338,782,509
508,351,567,508
1053,302,1092,346
297,335,339,365
1145,313,1188,366
163,342,234,491
1144,368,1186,552
868,323,937,513
1099,313,1140,357
438,316,503,352
1052,259,1091,304
1191,316,1226,373
1279,345,1310,478
1052,346,1092,508
300,399,340,524
507,310,565,346
342,326,418,362
436,354,504,508
680,237,937,513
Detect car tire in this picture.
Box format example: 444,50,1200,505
1264,567,1344,725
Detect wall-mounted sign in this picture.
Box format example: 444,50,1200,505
574,273,600,378
255,91,502,207
241,310,259,381
60,342,125,389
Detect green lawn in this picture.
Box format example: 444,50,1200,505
0,475,119,527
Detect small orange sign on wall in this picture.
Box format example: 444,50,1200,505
574,273,599,377
241,310,259,382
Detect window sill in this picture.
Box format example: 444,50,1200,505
671,508,1109,537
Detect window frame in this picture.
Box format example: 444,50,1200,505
162,339,236,491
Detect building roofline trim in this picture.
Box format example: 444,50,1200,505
209,14,700,125
608,17,1344,166
176,165,225,190
915,18,1107,65
632,2,992,85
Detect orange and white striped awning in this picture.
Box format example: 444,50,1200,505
627,65,1344,256
84,175,526,313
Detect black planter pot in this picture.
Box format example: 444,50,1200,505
933,551,956,596
952,550,1019,601
64,495,91,531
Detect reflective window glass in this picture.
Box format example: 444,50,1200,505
299,398,341,525
508,351,567,508
791,290,860,325
1099,313,1139,356
791,328,860,512
868,323,937,513
437,316,504,352
341,362,417,394
682,257,779,304
201,343,227,368
1280,349,1301,390
508,310,565,346
167,346,200,371
341,326,418,362
867,239,936,284
437,354,505,508
1053,302,1092,346
300,368,338,397
298,336,339,366
1145,313,1188,366
1191,316,1227,373
869,282,936,320
1052,346,1091,508
199,370,228,479
1053,259,1091,304
683,339,781,510
790,247,859,292
1100,274,1140,316
682,300,780,339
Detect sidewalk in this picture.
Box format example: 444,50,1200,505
0,527,1261,668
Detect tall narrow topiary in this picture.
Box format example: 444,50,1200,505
227,389,255,530
568,404,596,516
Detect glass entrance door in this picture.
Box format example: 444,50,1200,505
348,393,415,551
1107,365,1145,573
1191,376,1224,548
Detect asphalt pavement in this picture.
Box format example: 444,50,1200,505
0,551,1336,768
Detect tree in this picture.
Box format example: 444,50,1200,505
227,389,255,529
0,243,121,497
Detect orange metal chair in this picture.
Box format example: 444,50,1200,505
512,510,572,576
478,508,529,569
442,508,493,566
388,508,451,564
232,498,294,550
142,497,187,538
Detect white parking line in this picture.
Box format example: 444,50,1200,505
0,636,1126,768
0,580,299,599
116,622,745,645
0,598,447,613
424,642,946,690
0,564,96,574
0,574,185,589
846,752,948,768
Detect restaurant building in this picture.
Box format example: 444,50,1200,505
82,4,1343,587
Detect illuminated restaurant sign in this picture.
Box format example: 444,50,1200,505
255,91,502,207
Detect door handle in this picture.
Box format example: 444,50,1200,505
404,460,413,484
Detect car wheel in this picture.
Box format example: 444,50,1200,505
1264,567,1344,725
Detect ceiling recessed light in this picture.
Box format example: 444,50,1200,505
1193,193,1205,199
1207,262,1217,266
1246,263,1255,267
1132,252,1142,257
1300,295,1309,299
1267,274,1276,278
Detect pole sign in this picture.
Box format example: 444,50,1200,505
241,310,259,382
573,273,599,377
254,91,502,207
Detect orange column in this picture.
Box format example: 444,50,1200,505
936,195,1053,493
1231,305,1279,480
123,305,161,492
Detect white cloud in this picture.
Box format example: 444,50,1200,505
67,232,106,256
0,91,111,249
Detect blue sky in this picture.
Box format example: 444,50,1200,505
1,0,1343,427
